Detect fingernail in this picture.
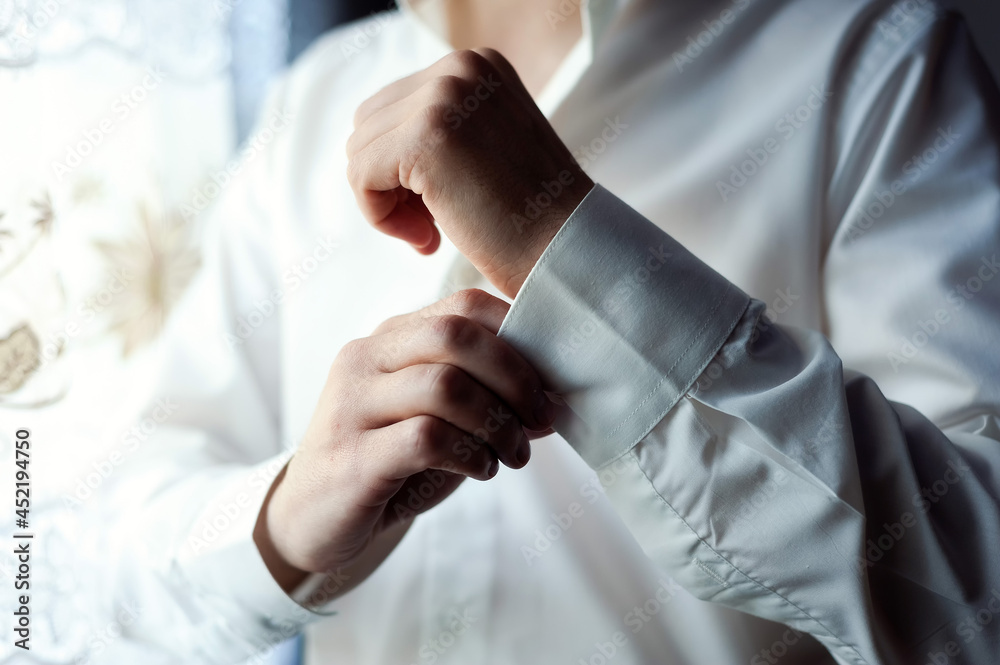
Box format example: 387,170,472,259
487,457,499,478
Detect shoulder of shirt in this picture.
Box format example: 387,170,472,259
862,0,952,51
826,0,964,98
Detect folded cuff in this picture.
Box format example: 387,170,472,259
498,184,750,467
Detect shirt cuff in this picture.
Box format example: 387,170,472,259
177,457,328,629
290,571,346,616
498,184,751,468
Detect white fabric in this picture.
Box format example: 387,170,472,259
94,0,1000,663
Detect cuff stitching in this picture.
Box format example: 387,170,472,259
608,282,737,440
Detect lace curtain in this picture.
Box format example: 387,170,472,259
0,3,266,661
0,0,230,77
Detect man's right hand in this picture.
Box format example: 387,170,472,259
254,288,556,594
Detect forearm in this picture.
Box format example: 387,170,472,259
497,185,1000,664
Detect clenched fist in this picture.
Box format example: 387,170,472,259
346,48,594,298
255,290,556,593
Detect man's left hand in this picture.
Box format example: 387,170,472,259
346,48,594,298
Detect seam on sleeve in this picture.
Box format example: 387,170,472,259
626,445,871,665
607,284,730,438
692,557,731,588
612,289,750,446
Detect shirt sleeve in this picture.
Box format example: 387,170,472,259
498,10,1000,665
90,76,336,663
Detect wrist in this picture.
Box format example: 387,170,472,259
503,174,594,297
253,465,310,593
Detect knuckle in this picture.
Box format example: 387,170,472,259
491,340,529,382
446,49,488,77
428,364,467,405
415,103,452,141
352,101,371,128
475,47,502,61
477,48,515,81
510,356,538,391
372,313,404,335
326,358,341,385
408,415,441,460
448,288,491,316
337,338,368,369
429,74,467,103
430,314,476,349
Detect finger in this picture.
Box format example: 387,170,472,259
368,415,499,481
348,129,425,228
524,426,556,440
373,363,529,469
346,88,409,160
348,59,503,246
347,126,444,252
406,193,434,225
347,76,458,160
419,289,509,333
382,470,465,526
371,289,509,336
377,313,554,430
375,188,439,255
352,49,497,128
361,186,438,250
413,223,441,255
403,193,440,254
471,48,528,98
353,68,436,128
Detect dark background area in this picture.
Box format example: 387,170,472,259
951,0,1000,81
287,0,387,62
284,0,1000,79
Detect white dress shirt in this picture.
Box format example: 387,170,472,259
91,0,1000,663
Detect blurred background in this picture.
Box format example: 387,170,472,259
0,0,996,663
276,0,1000,139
